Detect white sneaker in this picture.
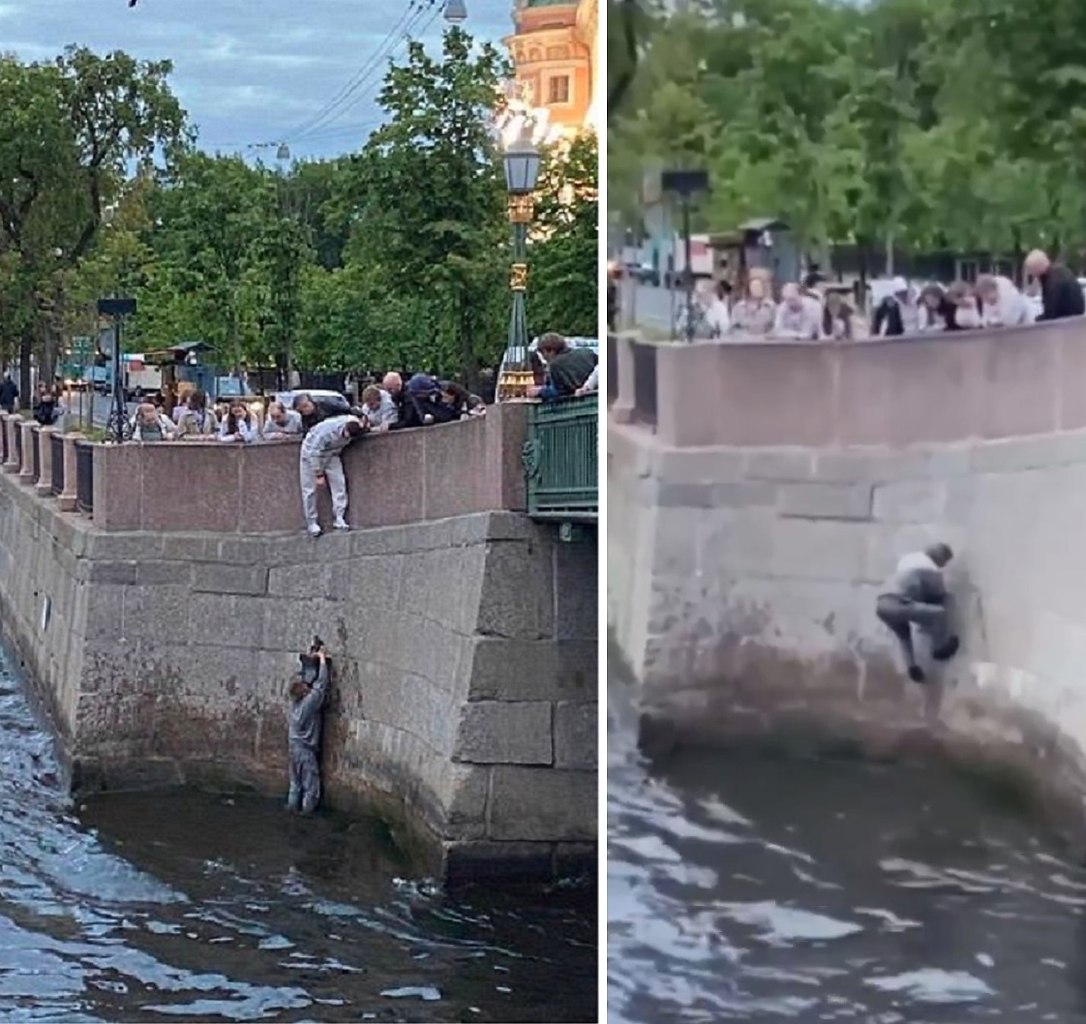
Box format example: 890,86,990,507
307,523,322,538
333,517,350,531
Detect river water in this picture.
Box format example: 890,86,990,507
0,655,596,1023
608,689,1086,1022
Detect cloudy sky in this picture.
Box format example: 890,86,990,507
1,0,513,161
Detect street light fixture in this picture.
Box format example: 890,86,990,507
661,168,710,344
444,0,467,23
97,297,136,443
497,123,542,402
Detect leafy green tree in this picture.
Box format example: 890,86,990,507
0,35,596,393
530,132,598,337
353,28,508,389
609,0,1086,274
0,47,186,394
146,152,278,368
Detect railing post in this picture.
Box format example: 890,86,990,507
36,426,55,496
18,421,36,485
58,433,83,512
612,332,637,424
3,415,19,474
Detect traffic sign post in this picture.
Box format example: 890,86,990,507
97,298,136,443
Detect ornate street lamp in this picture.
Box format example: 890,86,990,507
444,0,467,22
496,124,542,402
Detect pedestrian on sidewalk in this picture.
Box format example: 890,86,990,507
0,373,18,414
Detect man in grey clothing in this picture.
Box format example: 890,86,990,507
299,414,365,536
875,542,960,684
287,647,329,814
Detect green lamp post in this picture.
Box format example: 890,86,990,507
497,124,542,402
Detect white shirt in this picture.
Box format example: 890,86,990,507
703,297,731,338
981,276,1034,327
773,296,822,340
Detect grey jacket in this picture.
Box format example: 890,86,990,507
289,660,328,750
886,551,947,604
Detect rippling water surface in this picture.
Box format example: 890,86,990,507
0,655,596,1022
609,691,1086,1022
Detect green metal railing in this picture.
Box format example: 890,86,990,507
523,394,598,521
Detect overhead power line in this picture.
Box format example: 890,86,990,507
284,0,440,144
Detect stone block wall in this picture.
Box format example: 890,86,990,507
609,419,1086,819
0,465,597,880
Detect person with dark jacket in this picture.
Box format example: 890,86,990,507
0,373,18,414
1024,249,1085,321
287,645,329,814
918,284,962,332
292,391,351,433
400,373,458,427
872,278,912,337
531,333,597,400
33,384,60,426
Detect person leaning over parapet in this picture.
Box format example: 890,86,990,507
293,391,351,433
528,333,597,399
1024,249,1086,321
359,384,398,432
175,389,218,438
875,543,960,685
975,273,1035,328
299,413,367,537
287,642,329,815
262,400,303,440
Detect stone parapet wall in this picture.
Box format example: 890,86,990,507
0,444,596,880
609,418,1086,828
611,319,1086,447
90,404,529,532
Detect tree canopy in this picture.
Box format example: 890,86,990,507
608,0,1086,266
0,29,598,393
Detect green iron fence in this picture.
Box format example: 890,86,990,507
523,394,598,521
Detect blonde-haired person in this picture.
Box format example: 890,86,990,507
130,402,177,442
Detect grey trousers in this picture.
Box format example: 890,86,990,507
287,741,321,813
876,593,952,669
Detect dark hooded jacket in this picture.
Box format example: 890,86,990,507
545,347,597,397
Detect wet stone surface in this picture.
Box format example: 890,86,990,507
608,693,1086,1022
0,653,596,1023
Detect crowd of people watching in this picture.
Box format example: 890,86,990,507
668,247,1086,342
0,329,598,453
107,367,493,446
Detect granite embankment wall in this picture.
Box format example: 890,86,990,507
0,407,597,880
609,320,1086,822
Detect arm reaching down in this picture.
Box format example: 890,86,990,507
297,655,329,721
